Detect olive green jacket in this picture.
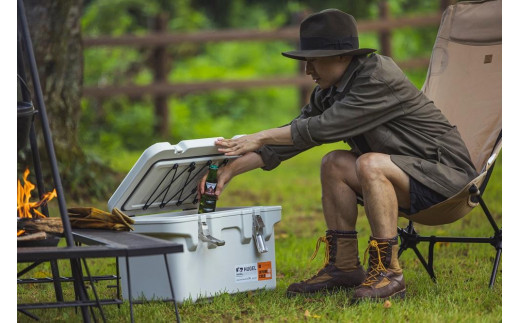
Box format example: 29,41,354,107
257,53,478,197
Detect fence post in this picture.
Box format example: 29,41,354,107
293,10,313,109
440,0,455,12
153,13,169,138
378,0,392,57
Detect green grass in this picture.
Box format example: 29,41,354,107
17,143,502,322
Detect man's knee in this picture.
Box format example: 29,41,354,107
355,153,386,181
321,150,355,175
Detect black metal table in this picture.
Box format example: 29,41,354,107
17,229,183,322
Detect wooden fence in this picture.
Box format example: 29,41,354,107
82,1,452,136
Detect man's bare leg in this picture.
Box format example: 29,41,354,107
355,153,410,237
353,152,410,301
320,150,363,231
286,150,366,296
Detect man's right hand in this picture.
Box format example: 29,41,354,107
197,163,235,198
197,151,266,198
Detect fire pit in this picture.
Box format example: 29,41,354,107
17,168,63,246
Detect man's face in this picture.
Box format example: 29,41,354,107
305,55,353,89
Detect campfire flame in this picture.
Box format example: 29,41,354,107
17,168,57,236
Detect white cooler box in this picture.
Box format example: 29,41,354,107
108,138,282,303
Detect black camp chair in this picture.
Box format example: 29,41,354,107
396,0,502,287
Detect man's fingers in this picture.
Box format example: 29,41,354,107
215,181,225,196
215,138,237,147
198,172,208,197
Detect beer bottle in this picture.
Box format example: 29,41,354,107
198,164,219,213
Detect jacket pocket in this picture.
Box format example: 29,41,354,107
432,126,463,166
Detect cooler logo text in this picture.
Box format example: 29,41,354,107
235,261,272,283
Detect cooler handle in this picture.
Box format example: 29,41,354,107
253,214,268,253
198,214,225,247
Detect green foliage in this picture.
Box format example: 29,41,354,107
168,87,299,140
82,0,161,36
392,27,438,60
82,0,211,35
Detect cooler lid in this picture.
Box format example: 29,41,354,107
108,137,239,216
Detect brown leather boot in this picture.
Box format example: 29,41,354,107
352,236,406,302
286,230,366,296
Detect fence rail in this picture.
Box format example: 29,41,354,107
83,13,441,48
82,57,431,99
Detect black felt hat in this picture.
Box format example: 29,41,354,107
282,9,376,60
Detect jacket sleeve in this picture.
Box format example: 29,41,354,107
291,73,407,149
257,88,324,170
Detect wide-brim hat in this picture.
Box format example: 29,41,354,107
282,9,376,60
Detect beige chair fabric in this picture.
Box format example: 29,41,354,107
399,0,502,225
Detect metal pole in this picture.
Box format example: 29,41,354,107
164,254,181,322
125,257,135,323
17,0,75,247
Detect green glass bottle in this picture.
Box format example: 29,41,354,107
198,164,219,213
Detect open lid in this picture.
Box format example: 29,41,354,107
108,137,239,216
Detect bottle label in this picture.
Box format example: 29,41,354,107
205,181,217,195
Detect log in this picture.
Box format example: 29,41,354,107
17,217,64,234
17,231,48,241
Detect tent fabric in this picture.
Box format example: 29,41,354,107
402,0,502,225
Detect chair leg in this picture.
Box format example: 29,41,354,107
412,245,437,283
489,246,502,288
398,222,437,283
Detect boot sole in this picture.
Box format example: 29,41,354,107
350,289,406,305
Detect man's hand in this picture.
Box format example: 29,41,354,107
216,134,263,156
216,126,293,156
197,164,234,198
197,152,266,198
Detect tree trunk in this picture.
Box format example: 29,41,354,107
23,0,83,152
20,0,116,201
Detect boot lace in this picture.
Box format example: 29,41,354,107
301,235,332,282
361,240,389,286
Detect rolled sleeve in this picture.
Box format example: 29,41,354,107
290,118,320,149
257,141,316,171
256,146,283,170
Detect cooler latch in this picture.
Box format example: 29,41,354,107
198,214,225,247
253,214,268,253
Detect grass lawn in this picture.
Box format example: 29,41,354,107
17,142,502,322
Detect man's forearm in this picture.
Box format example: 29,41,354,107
257,125,293,146
228,151,265,177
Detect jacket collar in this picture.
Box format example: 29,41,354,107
323,54,371,100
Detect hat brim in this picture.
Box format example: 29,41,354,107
281,48,376,61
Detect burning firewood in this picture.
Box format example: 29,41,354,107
17,217,63,235
17,168,61,237
17,231,49,242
